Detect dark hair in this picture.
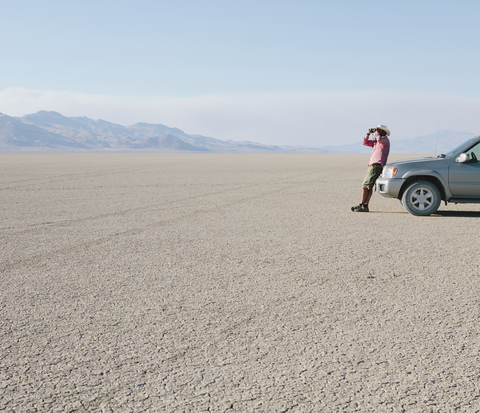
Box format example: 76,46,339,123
377,129,387,137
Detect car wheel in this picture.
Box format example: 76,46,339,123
401,180,441,216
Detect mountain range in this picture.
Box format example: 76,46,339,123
0,111,477,154
0,111,324,153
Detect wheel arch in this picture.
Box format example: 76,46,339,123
398,174,447,201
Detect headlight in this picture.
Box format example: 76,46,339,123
382,167,398,178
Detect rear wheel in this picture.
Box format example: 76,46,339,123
401,180,441,216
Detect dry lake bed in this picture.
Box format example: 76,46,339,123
1,153,479,412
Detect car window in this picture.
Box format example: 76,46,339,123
467,142,480,162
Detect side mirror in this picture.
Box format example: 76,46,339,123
456,153,470,163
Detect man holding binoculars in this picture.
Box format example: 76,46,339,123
351,125,390,212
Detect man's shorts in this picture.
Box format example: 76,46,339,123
362,163,383,189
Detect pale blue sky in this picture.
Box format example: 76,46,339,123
1,0,480,146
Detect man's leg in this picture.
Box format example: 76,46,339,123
352,187,371,211
352,164,380,211
361,164,382,206
361,187,373,205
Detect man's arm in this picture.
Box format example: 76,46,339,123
363,132,374,148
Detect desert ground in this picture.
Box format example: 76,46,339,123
1,153,479,412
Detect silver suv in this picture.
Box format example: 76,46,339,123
376,136,480,215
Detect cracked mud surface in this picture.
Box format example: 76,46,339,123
1,153,479,412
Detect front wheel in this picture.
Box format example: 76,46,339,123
401,180,441,216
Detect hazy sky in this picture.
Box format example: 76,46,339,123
1,0,480,147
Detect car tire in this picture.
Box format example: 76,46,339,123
401,180,441,216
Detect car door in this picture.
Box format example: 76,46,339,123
448,141,480,197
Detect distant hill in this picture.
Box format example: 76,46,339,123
0,110,326,153
0,113,87,149
133,134,206,151
321,130,477,154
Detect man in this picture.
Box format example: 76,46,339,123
351,125,390,212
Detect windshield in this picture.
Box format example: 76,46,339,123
441,137,479,157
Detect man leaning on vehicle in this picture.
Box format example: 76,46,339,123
351,125,390,212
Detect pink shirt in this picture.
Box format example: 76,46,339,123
363,134,390,166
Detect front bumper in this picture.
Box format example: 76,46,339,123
376,177,405,199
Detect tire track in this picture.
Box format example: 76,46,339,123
0,169,333,237
0,177,329,274
0,163,180,191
